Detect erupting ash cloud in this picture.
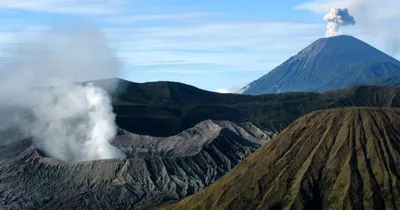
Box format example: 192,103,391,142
0,23,125,162
324,7,356,37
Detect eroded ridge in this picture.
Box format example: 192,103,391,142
166,107,400,210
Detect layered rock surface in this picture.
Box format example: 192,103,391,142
0,120,274,209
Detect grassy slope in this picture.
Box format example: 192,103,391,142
163,107,400,210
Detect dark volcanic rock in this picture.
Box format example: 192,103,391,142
92,79,400,137
0,120,274,209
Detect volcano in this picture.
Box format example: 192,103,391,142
242,35,400,95
0,120,274,209
166,107,400,210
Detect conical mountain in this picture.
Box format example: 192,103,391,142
242,35,400,95
164,107,400,210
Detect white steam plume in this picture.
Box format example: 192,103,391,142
324,7,356,37
0,23,125,162
30,84,124,162
297,0,400,55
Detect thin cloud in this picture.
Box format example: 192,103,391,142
0,32,16,45
107,12,222,23
108,21,323,38
105,20,324,77
295,1,340,13
0,25,51,47
296,0,400,20
0,21,322,74
117,50,287,70
215,88,239,94
0,0,128,15
107,21,324,51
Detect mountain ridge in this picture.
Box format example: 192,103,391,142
91,78,400,137
115,120,273,158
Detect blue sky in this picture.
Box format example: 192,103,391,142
0,0,399,92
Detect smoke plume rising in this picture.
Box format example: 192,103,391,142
298,0,400,55
324,7,356,37
0,23,125,162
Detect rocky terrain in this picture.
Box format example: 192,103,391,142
0,120,274,209
3,80,400,209
164,107,400,210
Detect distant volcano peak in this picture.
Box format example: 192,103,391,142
297,35,395,61
313,35,361,46
242,35,400,95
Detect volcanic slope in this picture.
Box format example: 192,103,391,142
164,107,400,210
0,120,274,209
242,35,400,95
94,78,400,136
